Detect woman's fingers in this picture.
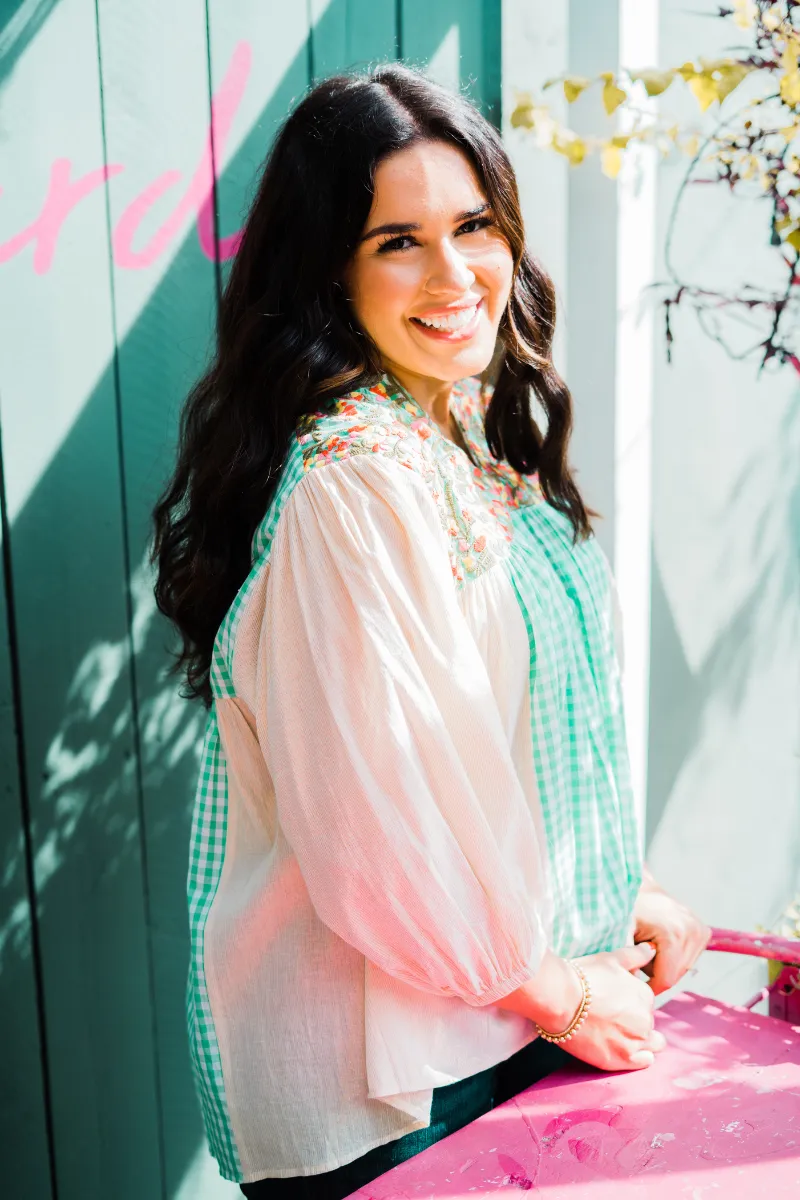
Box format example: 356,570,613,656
612,942,657,973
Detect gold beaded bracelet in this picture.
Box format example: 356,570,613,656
534,961,592,1044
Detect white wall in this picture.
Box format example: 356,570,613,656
503,0,800,1008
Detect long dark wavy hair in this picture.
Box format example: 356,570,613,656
153,63,592,707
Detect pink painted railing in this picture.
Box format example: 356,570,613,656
706,926,800,965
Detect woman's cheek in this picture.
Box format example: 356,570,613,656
364,264,409,322
485,257,513,324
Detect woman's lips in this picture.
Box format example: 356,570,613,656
409,300,483,342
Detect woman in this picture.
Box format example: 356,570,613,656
154,64,710,1196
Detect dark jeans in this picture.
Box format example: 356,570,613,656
240,1038,570,1200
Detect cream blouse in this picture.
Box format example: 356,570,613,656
185,376,642,1185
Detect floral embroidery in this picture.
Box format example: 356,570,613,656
296,375,542,586
452,377,545,513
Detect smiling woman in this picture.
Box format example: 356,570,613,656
346,142,513,441
151,62,707,1197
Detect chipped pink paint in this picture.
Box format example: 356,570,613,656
0,42,250,273
347,993,800,1198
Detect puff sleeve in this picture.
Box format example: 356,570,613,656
257,453,549,1006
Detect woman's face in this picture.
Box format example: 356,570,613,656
345,141,514,386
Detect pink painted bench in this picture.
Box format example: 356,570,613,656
349,931,800,1198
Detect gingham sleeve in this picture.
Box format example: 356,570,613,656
254,453,549,1007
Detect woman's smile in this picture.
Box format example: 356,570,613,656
410,298,484,341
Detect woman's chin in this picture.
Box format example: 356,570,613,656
400,339,497,383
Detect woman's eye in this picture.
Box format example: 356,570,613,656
457,216,494,236
376,234,417,254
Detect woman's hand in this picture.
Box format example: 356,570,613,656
566,942,667,1072
633,869,712,995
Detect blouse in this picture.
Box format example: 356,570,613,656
185,374,643,1185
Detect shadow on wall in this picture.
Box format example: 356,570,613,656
646,393,800,878
0,0,60,92
0,2,499,1198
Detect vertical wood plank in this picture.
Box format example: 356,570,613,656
0,1,162,1196
178,2,318,1188
309,0,397,79
208,0,311,287
0,437,53,1199
401,0,501,120
93,1,224,1195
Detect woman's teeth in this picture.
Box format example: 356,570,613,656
415,304,479,331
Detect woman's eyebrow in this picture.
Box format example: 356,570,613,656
360,203,491,244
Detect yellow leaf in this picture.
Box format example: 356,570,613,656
510,99,535,129
715,62,752,103
781,68,800,109
681,133,700,157
601,75,627,115
733,0,757,29
601,143,624,179
630,68,675,97
563,75,592,103
676,62,697,82
552,131,587,165
687,72,719,112
698,56,736,73
775,215,794,232
786,226,800,251
780,122,800,141
611,134,632,149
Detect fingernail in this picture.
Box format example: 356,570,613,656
631,1050,655,1067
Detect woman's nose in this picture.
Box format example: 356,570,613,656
425,237,476,294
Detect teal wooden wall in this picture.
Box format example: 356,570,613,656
0,2,501,1197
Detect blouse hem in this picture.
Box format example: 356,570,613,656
236,1122,431,1184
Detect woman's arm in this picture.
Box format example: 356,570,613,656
258,454,550,1007
495,943,667,1071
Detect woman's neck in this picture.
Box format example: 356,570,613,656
385,364,455,435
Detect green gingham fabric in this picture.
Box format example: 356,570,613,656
186,438,305,1181
186,717,242,1180
506,503,642,958
185,388,642,1181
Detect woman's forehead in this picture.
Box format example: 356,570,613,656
368,142,486,223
